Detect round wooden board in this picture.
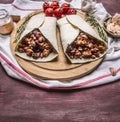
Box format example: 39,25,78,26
10,10,103,81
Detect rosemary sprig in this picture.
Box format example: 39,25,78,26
85,13,107,41
14,15,31,43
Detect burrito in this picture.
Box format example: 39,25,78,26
15,13,58,62
57,15,107,63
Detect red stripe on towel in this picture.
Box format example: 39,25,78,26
12,4,41,11
0,53,49,89
0,53,120,90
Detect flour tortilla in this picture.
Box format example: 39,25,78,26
57,17,80,51
66,15,103,41
20,13,45,39
15,15,58,62
57,16,107,63
39,16,58,52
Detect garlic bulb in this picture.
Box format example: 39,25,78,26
81,0,95,12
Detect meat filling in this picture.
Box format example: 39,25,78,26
17,28,53,59
66,32,107,59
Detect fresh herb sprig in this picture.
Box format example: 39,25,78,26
14,15,31,43
86,13,107,41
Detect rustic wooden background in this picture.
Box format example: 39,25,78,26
0,0,120,122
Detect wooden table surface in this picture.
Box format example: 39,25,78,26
0,0,120,122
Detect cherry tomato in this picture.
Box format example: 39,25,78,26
54,8,63,18
45,8,54,16
50,1,59,9
43,2,49,11
67,8,76,15
61,3,70,14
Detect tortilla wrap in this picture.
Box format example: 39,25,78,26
15,15,58,62
57,17,80,51
66,15,103,41
57,15,107,63
20,13,45,39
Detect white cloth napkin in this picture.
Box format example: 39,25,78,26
0,0,120,90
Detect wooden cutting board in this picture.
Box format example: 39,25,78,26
10,10,104,81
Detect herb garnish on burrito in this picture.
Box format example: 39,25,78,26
57,15,107,63
15,14,58,62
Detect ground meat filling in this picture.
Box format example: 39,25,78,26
17,28,53,59
66,32,107,59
